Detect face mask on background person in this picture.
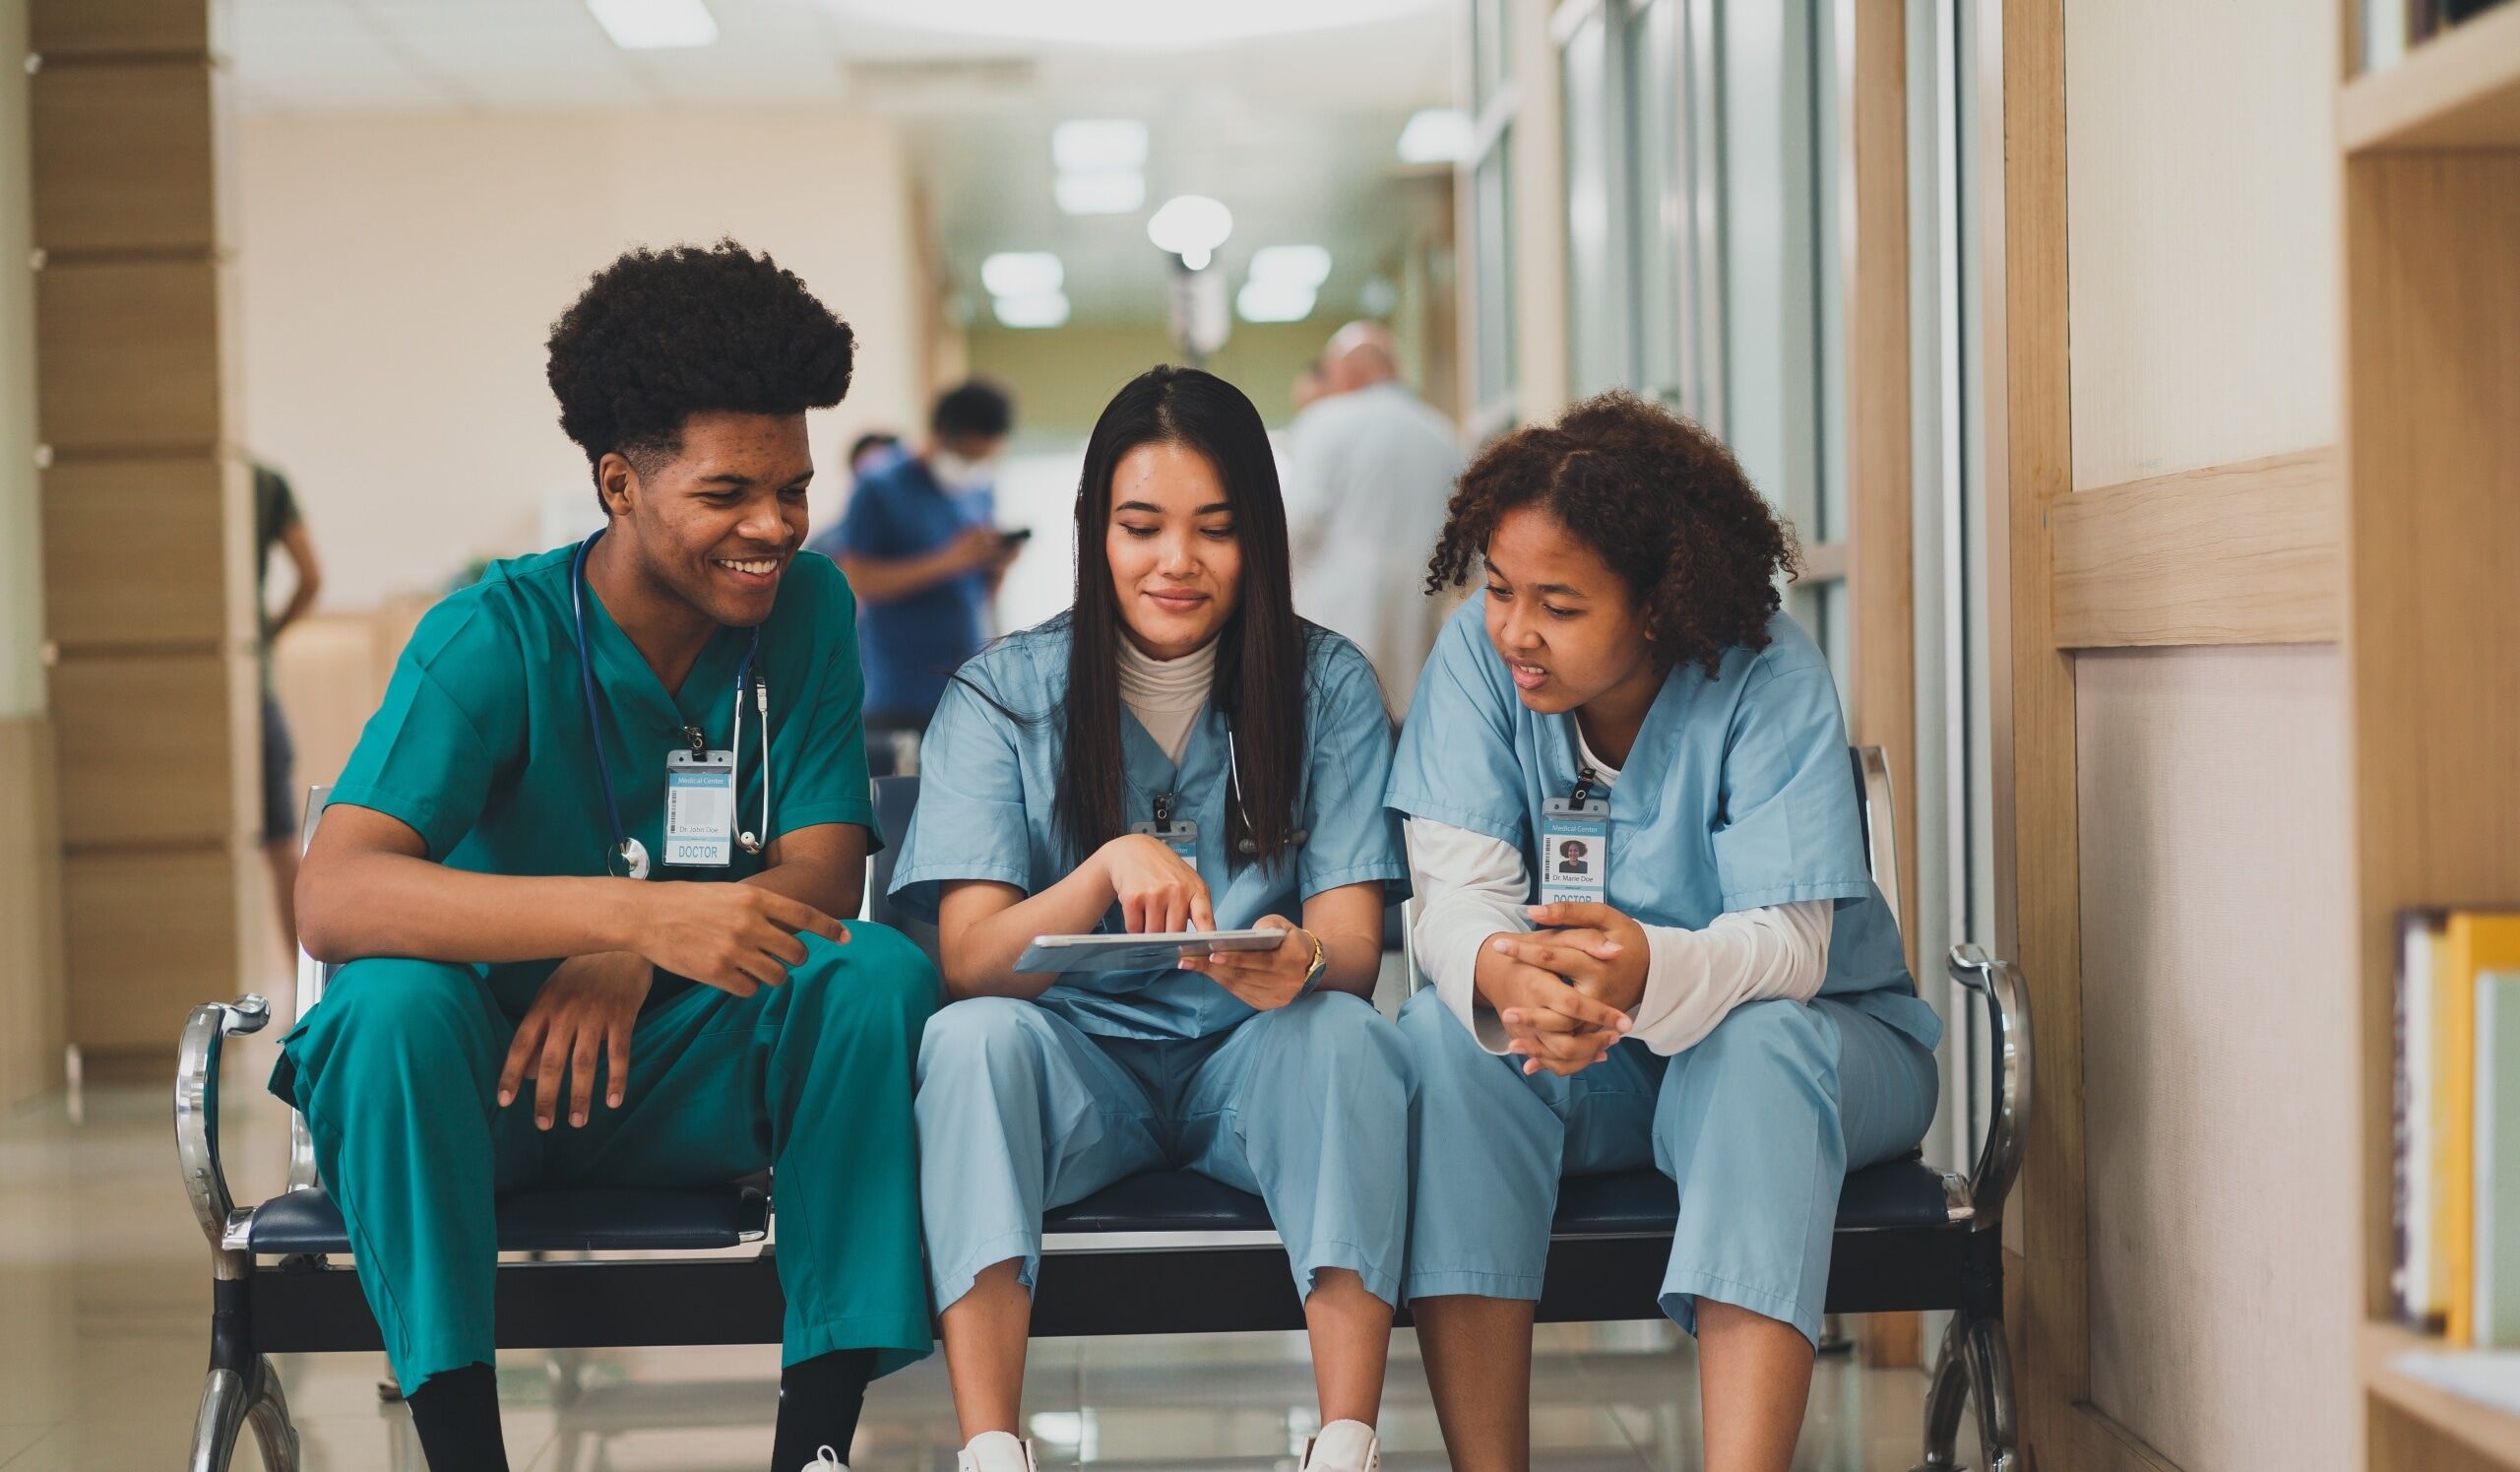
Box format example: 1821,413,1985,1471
930,449,997,493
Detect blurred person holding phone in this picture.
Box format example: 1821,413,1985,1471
814,379,1025,752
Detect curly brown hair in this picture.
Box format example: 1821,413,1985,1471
1426,392,1802,677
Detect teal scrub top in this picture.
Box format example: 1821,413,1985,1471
888,614,1408,1041
1386,597,1942,1053
329,542,878,1008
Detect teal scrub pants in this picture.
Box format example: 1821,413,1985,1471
271,925,939,1392
1397,988,1937,1345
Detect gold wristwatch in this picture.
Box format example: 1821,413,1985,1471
1297,928,1328,994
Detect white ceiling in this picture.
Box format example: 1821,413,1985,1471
225,0,1462,324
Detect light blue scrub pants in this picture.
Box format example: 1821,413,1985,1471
273,926,939,1392
1397,988,1937,1345
915,990,1416,1312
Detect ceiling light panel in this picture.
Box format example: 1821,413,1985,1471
1396,106,1476,163
993,291,1072,329
1055,170,1146,216
586,0,720,50
1147,195,1232,258
1235,278,1317,323
980,252,1065,297
1051,119,1149,172
1247,244,1333,287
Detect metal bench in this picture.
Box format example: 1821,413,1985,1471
176,747,2026,1471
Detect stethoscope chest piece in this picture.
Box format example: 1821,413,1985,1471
611,837,652,880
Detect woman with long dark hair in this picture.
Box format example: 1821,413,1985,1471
891,366,1412,1472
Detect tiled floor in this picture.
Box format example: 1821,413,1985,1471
0,1027,1978,1470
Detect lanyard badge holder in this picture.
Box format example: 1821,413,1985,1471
1539,765,1609,905
663,725,736,868
1131,792,1200,866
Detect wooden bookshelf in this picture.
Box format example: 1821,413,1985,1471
2344,5,2520,1468
2342,2,2520,151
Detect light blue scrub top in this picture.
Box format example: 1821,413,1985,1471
1387,597,1942,1053
889,614,1408,1041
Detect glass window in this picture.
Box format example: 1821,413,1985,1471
1625,0,1686,409
1562,6,1629,399
1473,139,1518,412
1473,0,1513,114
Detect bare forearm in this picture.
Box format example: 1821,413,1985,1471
1300,887,1386,999
298,850,635,965
742,853,862,924
940,861,1117,1001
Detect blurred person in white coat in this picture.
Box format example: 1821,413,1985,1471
1280,322,1462,711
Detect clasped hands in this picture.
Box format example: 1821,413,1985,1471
1480,901,1651,1077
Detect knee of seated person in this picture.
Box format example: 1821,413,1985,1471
300,958,491,1063
1279,992,1412,1075
916,994,1042,1078
1688,997,1835,1087
1395,986,1475,1053
787,923,938,1026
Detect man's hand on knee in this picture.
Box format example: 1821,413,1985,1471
499,952,652,1128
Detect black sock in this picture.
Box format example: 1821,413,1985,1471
406,1362,510,1472
771,1348,878,1469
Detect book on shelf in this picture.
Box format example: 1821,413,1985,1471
2395,909,2520,1344
2482,970,2520,1347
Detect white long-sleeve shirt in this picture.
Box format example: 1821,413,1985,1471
1405,726,1832,1056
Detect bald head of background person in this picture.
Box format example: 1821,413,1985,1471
1318,321,1402,396
1277,318,1464,710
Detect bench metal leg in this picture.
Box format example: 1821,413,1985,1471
188,1368,252,1472
1962,1315,2017,1472
246,1357,301,1472
1913,1312,2018,1472
1915,1315,1970,1471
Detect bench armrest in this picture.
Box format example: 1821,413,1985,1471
1946,944,2031,1231
176,995,272,1278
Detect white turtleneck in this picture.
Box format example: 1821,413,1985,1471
1116,633,1218,764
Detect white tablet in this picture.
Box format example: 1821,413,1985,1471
1013,928,1288,976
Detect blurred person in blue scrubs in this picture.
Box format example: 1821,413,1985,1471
1279,322,1461,712
891,366,1411,1472
814,379,1024,746
277,242,936,1472
1388,394,1940,1472
848,429,903,478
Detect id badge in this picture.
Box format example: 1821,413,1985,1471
664,748,735,867
1539,798,1609,906
1129,816,1200,866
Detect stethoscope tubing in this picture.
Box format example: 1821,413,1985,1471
570,530,772,876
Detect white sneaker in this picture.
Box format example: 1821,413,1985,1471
1300,1419,1381,1472
957,1431,1038,1472
800,1448,847,1472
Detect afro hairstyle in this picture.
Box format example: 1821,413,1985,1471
545,239,854,490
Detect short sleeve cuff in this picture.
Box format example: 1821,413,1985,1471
1385,789,1524,848
777,800,881,853
886,861,1035,924
1297,860,1410,904
1719,878,1873,911
325,784,466,862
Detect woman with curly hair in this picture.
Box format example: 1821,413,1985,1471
1386,393,1942,1471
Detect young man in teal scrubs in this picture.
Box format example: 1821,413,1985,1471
277,241,936,1472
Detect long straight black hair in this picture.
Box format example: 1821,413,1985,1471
1054,365,1309,869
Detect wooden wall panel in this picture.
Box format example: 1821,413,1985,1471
28,0,209,56
33,258,223,450
38,455,246,648
50,652,249,846
0,717,67,1106
62,847,243,1053
2052,447,2342,648
29,61,219,253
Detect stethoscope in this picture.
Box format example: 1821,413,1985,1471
570,530,774,879
1218,719,1309,857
